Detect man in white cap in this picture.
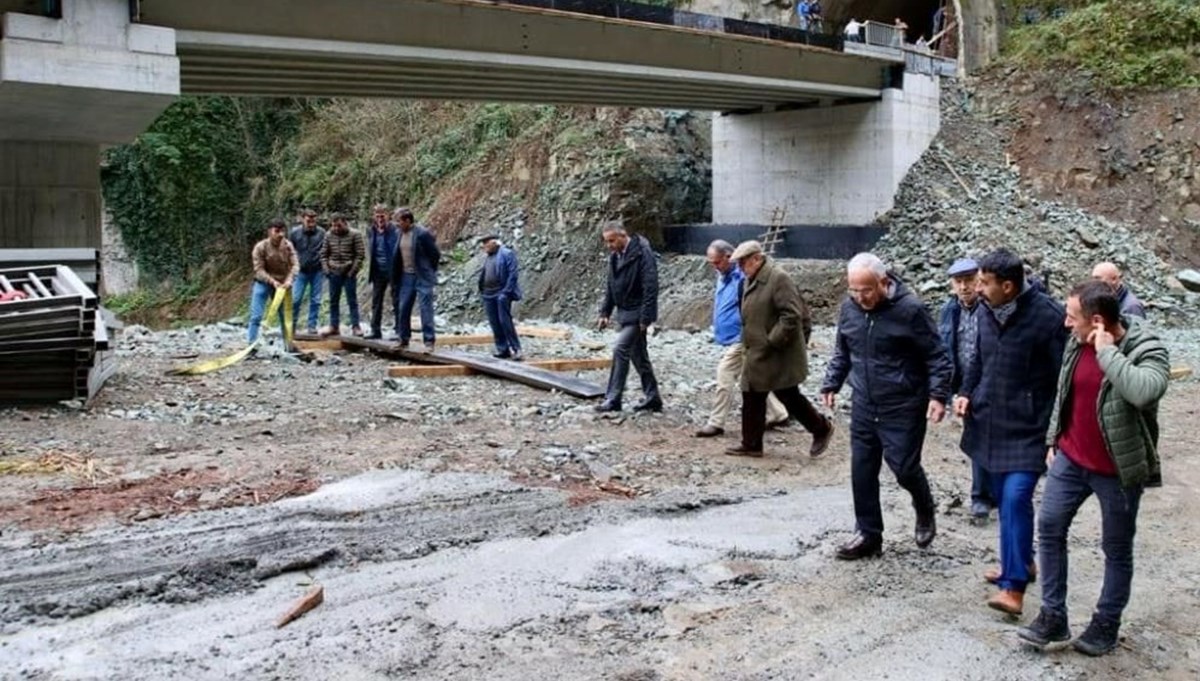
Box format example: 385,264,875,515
725,240,833,458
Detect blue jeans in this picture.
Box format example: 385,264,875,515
327,272,361,329
247,281,286,343
989,469,1040,592
397,272,435,344
971,459,995,507
1039,453,1143,625
292,270,324,330
483,293,520,355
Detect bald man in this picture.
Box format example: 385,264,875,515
1091,262,1145,320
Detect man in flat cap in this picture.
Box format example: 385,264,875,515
478,235,523,360
726,240,833,458
939,257,994,520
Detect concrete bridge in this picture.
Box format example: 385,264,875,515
0,0,945,255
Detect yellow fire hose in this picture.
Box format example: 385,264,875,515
170,286,294,376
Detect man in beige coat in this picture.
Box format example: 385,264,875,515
726,241,834,457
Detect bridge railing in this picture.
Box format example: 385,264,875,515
494,0,844,51
863,20,903,48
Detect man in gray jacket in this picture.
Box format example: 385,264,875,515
595,222,661,413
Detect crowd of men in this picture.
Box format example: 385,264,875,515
248,213,1168,657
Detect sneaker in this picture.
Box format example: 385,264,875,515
509,351,524,361
1018,609,1071,648
351,325,364,337
423,342,436,354
971,500,991,520
305,327,318,336
1073,616,1120,656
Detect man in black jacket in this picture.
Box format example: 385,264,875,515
954,249,1068,617
821,252,952,560
595,222,661,413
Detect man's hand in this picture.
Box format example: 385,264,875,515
927,399,946,424
1045,447,1056,467
1088,327,1115,351
953,396,970,417
597,316,609,330
821,392,836,410
281,278,293,289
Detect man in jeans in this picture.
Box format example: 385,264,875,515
289,208,326,335
247,218,298,345
366,204,398,340
477,235,523,360
320,212,365,337
1018,281,1169,655
391,207,440,352
694,239,788,439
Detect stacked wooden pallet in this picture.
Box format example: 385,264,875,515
0,265,119,403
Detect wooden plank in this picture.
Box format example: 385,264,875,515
528,357,611,371
276,586,324,629
293,339,344,352
1170,365,1192,380
433,349,604,398
435,334,496,346
517,326,573,340
385,357,612,378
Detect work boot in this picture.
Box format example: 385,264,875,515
492,349,512,359
366,328,382,340
810,416,835,457
633,398,663,413
984,563,1037,585
1073,615,1120,656
987,589,1024,616
695,425,724,438
1017,609,1071,648
723,445,763,458
915,511,937,549
835,532,882,561
594,401,622,413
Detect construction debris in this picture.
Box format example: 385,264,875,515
0,265,119,403
276,585,324,629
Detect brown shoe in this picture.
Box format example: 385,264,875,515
694,425,724,438
987,589,1024,615
983,564,1038,585
724,445,763,458
809,417,834,457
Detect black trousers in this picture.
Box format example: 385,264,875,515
604,321,659,405
741,386,827,450
369,275,399,334
849,402,936,539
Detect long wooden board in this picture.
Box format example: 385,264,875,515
432,349,604,398
387,357,611,378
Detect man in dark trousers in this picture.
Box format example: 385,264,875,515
595,222,661,413
724,240,833,458
954,248,1068,617
366,203,398,340
320,212,366,337
289,208,326,335
938,257,994,520
821,252,951,560
391,207,441,352
478,235,523,360
1018,280,1168,656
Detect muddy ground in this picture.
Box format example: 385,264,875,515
1,321,1199,680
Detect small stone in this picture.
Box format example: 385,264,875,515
1176,269,1200,292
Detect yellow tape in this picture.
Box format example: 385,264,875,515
170,286,294,376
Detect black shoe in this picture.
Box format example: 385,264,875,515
915,512,937,549
836,532,883,561
492,350,512,359
632,398,663,413
594,401,622,413
366,331,383,340
810,416,834,457
1018,609,1072,648
970,500,991,520
1073,616,1120,656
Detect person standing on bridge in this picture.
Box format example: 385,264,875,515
320,212,365,337
694,239,789,440
392,207,441,352
954,249,1068,617
820,253,950,560
595,222,662,414
1092,261,1146,320
366,204,399,340
478,235,523,360
724,241,834,458
1017,280,1169,656
795,1,811,32
844,18,863,43
289,208,326,336
247,218,298,345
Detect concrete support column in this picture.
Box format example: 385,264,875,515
711,71,940,227
0,141,102,248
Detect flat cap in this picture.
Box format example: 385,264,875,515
730,240,763,260
947,258,979,276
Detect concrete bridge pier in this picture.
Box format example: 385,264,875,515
0,0,179,249
710,70,940,232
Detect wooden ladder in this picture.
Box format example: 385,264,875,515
759,206,787,256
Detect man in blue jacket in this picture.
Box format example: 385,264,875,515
939,258,994,520
478,235,523,360
595,222,661,413
391,207,441,352
821,253,952,560
954,248,1068,617
366,203,399,340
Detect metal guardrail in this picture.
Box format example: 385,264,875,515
863,20,902,48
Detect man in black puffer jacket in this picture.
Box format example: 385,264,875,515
595,221,661,413
821,252,952,561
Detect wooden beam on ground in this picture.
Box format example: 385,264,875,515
517,326,572,340
1170,365,1192,380
528,357,611,371
276,586,324,629
436,334,495,346
293,339,344,352
386,357,611,378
